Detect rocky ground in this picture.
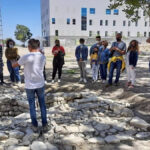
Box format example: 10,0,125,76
0,44,150,150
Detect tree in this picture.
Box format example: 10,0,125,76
109,0,150,22
15,25,32,46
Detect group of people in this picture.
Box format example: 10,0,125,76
75,33,139,88
0,34,139,133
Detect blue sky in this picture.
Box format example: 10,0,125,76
1,0,41,43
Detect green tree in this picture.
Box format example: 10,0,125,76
109,0,150,22
15,25,32,46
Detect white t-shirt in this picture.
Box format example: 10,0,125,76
18,52,46,89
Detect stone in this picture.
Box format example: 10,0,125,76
88,137,105,144
0,132,8,140
7,146,30,150
30,141,47,150
0,146,4,150
121,108,134,117
4,138,19,147
135,132,150,139
62,134,85,146
130,117,150,129
94,123,110,132
46,143,58,150
9,130,24,139
105,135,120,144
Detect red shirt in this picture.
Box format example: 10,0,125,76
52,46,65,56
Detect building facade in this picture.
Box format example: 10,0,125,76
41,0,150,46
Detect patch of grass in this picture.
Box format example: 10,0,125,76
64,69,76,74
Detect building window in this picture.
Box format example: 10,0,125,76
100,20,103,26
128,21,131,27
55,30,59,36
136,11,139,16
81,8,87,31
143,10,146,16
52,18,55,24
123,21,126,26
105,31,108,37
106,9,111,15
137,32,140,37
89,31,92,37
113,20,116,26
67,18,70,24
128,32,130,37
135,21,138,27
90,8,95,14
105,20,108,26
89,20,92,25
114,9,119,15
144,32,147,37
97,31,100,35
72,19,76,25
145,21,147,27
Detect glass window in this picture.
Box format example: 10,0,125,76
128,32,130,37
114,9,119,15
123,21,126,26
113,20,116,26
106,9,111,15
81,8,87,30
55,30,59,36
52,18,55,24
145,21,147,27
135,21,138,27
128,21,131,27
100,20,103,26
105,20,108,26
89,20,92,25
67,18,70,24
105,31,108,37
97,31,100,35
143,10,146,16
90,8,95,14
72,19,76,25
144,32,147,37
89,31,92,37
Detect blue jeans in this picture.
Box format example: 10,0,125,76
26,86,47,127
100,63,108,80
7,60,21,82
108,60,122,84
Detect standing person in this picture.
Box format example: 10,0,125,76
90,36,102,55
90,46,99,82
0,44,4,85
52,40,65,83
107,33,126,86
98,41,110,83
126,40,139,88
75,38,88,83
12,39,48,133
5,39,21,84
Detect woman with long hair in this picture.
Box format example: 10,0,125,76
5,39,21,84
126,40,139,88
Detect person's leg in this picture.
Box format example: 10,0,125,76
130,66,136,85
13,67,21,83
78,61,83,79
7,60,15,82
58,64,62,79
115,60,122,84
36,86,47,127
103,63,107,80
126,65,131,83
95,65,99,81
92,64,96,81
26,89,38,127
108,62,115,85
100,64,104,80
82,61,87,79
52,60,58,80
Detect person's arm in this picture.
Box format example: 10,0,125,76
5,48,8,59
90,45,94,55
115,43,126,55
85,47,88,60
75,47,79,60
12,62,20,68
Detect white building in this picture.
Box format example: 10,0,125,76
41,0,150,46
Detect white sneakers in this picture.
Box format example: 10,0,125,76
79,78,87,83
79,78,83,82
51,79,61,83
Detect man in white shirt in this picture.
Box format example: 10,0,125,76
12,39,48,133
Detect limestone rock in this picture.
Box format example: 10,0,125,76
105,135,120,144
7,146,30,150
9,130,24,139
0,132,8,141
88,137,105,144
135,132,150,139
